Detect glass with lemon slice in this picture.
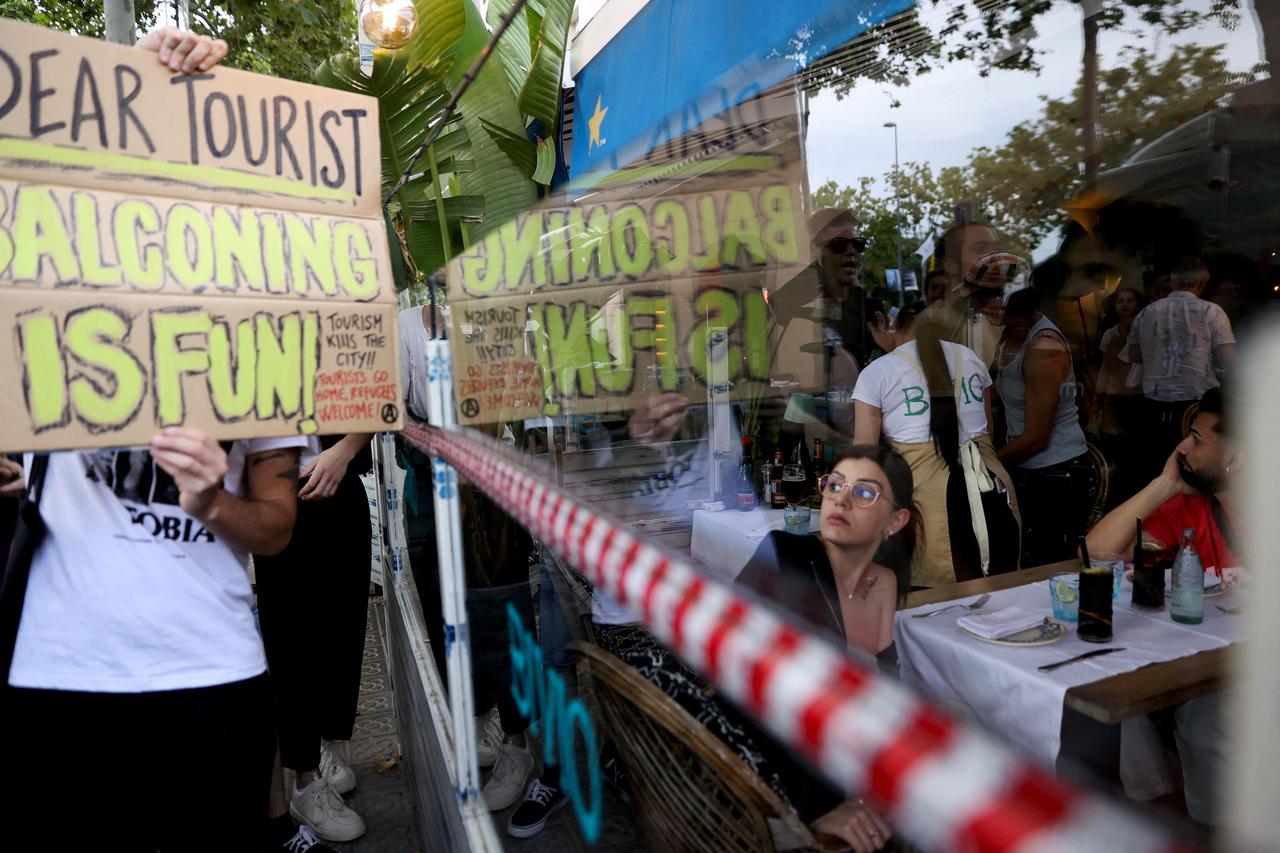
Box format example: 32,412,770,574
1049,573,1080,622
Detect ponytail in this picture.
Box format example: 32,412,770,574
915,319,961,468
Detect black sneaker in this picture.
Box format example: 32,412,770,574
506,778,568,838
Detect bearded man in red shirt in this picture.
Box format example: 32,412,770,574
1085,386,1238,826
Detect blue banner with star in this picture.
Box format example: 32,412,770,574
569,0,913,191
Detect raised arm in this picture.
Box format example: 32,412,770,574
149,428,299,555
1085,449,1190,558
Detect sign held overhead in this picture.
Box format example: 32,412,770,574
0,18,401,452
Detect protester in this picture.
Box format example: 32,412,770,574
1124,256,1235,478
0,28,316,852
1084,387,1237,825
992,288,1094,567
764,208,894,457
853,303,1020,585
3,431,303,849
769,208,892,372
393,299,539,813
254,432,374,844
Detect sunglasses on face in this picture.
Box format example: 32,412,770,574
820,476,893,507
825,236,868,254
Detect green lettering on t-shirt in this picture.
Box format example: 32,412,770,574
903,385,929,415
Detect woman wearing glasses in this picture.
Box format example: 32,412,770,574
735,445,919,851
851,303,1020,587
738,445,920,657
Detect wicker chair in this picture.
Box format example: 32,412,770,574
568,641,846,853
1084,439,1111,529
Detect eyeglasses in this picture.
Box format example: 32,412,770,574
820,476,893,507
825,236,868,254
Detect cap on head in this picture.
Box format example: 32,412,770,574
961,251,1029,299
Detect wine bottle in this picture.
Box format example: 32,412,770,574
770,450,786,509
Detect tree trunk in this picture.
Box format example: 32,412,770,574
103,0,136,45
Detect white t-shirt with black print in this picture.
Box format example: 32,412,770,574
11,437,306,692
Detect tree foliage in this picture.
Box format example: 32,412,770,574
816,41,1260,279
0,1,354,82
803,0,1244,100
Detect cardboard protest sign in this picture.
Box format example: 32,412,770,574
0,18,402,451
445,87,823,425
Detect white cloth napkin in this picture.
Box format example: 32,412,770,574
957,606,1045,640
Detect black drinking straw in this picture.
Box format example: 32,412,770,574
1135,518,1143,564
1079,534,1093,569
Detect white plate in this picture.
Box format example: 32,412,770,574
960,616,1068,647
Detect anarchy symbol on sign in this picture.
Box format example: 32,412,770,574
381,403,399,424
460,398,480,418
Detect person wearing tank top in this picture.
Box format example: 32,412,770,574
992,289,1095,567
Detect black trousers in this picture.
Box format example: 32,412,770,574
1143,397,1197,481
1013,452,1096,567
256,471,371,772
1,673,273,851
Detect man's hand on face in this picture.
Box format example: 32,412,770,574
149,427,229,520
136,26,228,73
1158,447,1198,497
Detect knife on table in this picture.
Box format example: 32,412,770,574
1037,647,1126,672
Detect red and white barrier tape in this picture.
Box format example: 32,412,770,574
406,423,1190,853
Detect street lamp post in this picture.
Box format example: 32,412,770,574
884,121,905,308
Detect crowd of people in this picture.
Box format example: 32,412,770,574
0,19,1267,853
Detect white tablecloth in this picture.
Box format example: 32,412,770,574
689,508,819,583
894,577,1247,768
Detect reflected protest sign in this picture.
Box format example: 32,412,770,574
0,18,401,451
445,87,823,425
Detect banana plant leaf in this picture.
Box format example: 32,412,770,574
486,0,532,110
455,62,539,241
315,49,481,282
516,0,572,145
314,51,449,197
532,137,556,184
479,116,537,179
408,0,467,71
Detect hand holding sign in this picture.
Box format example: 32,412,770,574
0,19,402,452
148,427,230,519
136,26,228,73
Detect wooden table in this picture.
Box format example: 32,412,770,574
900,561,1236,725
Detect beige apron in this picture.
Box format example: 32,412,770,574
885,348,1021,586
891,436,1020,587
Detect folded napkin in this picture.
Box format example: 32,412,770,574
957,606,1045,640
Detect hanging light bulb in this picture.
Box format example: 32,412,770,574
360,0,418,49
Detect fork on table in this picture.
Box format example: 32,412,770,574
910,593,993,618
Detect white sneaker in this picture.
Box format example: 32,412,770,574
483,742,534,811
290,777,367,843
319,738,357,795
476,708,503,769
